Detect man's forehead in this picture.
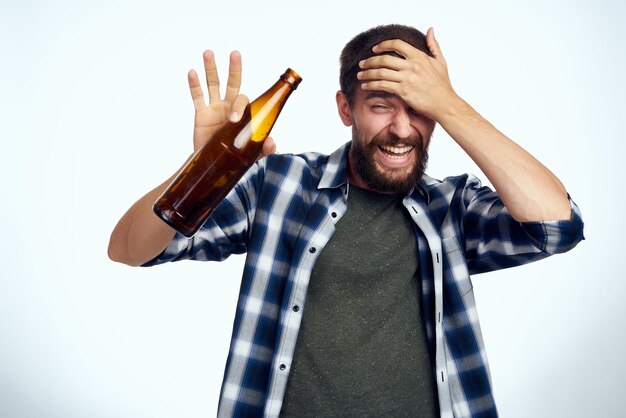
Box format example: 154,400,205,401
365,91,395,100
361,90,408,106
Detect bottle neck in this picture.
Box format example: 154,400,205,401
252,69,301,111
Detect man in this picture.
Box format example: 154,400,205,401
109,24,584,417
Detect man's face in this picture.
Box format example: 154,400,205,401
340,89,436,194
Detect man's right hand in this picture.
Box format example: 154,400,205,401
190,50,276,156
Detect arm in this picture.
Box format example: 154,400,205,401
358,28,571,222
436,98,570,222
108,50,275,266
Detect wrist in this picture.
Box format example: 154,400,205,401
436,95,484,130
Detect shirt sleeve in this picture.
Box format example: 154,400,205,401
142,159,266,266
458,174,585,275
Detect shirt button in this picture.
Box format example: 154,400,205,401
309,247,316,254
292,305,300,312
331,212,337,218
279,364,287,371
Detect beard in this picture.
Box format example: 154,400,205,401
349,125,429,194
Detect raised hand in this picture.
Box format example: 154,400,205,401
357,27,459,121
188,50,276,156
188,50,248,151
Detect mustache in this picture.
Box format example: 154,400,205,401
370,132,424,150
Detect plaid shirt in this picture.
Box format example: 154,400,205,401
145,142,584,417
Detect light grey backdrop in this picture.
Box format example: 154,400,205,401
1,0,624,417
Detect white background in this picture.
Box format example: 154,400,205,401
1,0,624,417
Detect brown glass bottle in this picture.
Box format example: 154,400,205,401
153,68,302,237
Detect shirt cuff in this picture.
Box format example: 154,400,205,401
518,195,585,254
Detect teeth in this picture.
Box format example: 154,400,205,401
380,145,414,156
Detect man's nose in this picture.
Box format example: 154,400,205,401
388,110,414,139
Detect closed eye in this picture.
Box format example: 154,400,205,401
370,103,391,111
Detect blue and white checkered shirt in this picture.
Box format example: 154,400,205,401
145,142,584,417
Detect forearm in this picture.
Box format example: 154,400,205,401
438,97,571,222
108,163,189,267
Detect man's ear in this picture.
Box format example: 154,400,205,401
336,91,353,127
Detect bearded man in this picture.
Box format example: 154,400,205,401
109,24,584,418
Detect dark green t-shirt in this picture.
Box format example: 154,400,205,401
280,184,439,417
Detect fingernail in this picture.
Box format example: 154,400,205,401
359,60,365,68
357,71,363,79
372,45,379,52
229,112,239,122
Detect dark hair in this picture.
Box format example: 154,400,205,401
339,24,432,105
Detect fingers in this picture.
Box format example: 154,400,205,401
228,94,249,123
224,50,243,103
188,69,206,112
371,32,445,64
203,50,221,104
259,136,277,159
426,27,446,64
359,79,399,95
357,53,407,92
371,39,415,59
357,67,403,84
191,49,244,113
359,54,404,72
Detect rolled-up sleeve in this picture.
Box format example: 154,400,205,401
518,196,585,254
458,174,585,274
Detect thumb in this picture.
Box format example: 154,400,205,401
426,27,446,62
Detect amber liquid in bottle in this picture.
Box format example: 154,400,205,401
153,69,302,237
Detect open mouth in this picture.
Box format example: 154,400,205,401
378,145,414,159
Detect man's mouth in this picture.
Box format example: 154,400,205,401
378,145,414,159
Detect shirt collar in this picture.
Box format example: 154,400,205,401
317,142,350,190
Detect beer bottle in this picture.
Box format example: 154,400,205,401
153,68,302,237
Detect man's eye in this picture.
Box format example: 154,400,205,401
371,104,389,110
